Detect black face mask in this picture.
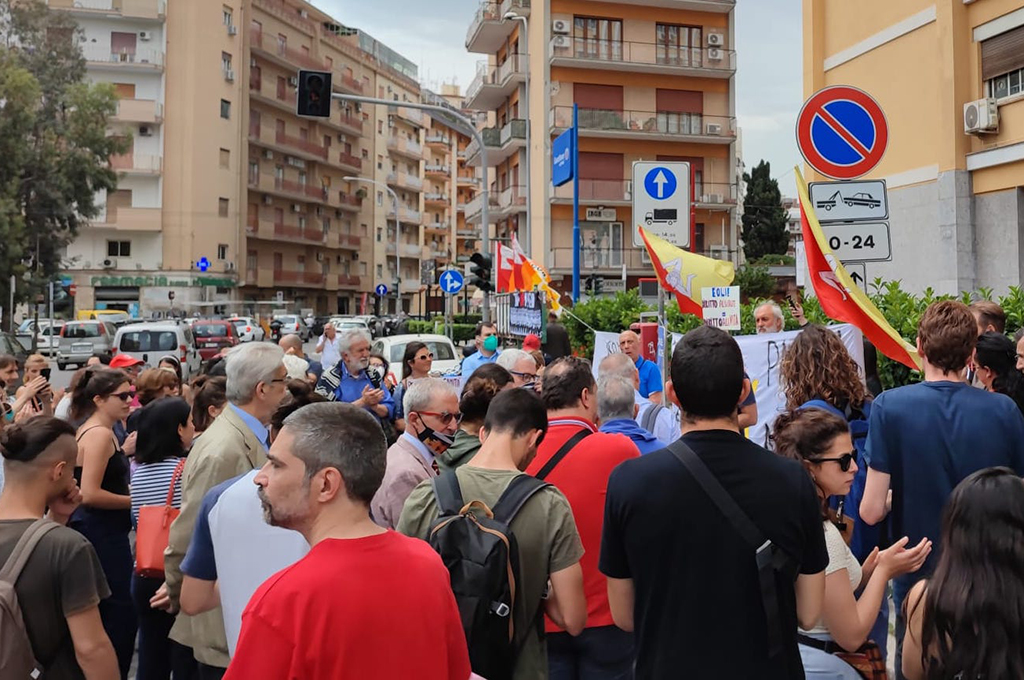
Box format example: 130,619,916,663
414,420,455,456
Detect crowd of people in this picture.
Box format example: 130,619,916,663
1,299,1023,680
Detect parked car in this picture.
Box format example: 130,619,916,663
192,320,241,361
331,317,372,334
227,317,266,343
76,309,130,326
56,321,118,370
16,320,64,355
371,334,462,378
111,322,202,380
273,315,311,342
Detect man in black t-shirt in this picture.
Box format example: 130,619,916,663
599,326,827,679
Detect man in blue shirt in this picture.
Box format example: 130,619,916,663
315,329,394,421
460,321,501,387
619,330,663,403
597,376,667,455
598,353,679,443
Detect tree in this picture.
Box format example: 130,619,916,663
740,160,789,261
0,0,126,328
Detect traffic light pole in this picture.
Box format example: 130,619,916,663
330,93,492,322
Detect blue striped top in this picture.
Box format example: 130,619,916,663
130,457,185,527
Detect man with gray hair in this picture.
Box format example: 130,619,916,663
165,342,288,675
497,348,539,388
315,328,394,422
599,352,680,444
755,301,785,334
597,376,668,455
370,377,460,528
224,403,471,678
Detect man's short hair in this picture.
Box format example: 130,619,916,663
225,343,285,405
474,321,496,337
337,328,371,356
496,349,533,372
670,326,744,420
282,402,387,505
918,300,977,374
756,302,784,323
598,352,638,382
403,377,459,418
969,300,1006,334
483,388,548,443
597,376,636,422
541,356,595,411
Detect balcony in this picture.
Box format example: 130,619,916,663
457,174,480,188
387,171,423,193
424,192,449,207
249,30,325,71
97,206,161,232
465,55,526,110
400,243,422,258
551,179,632,205
425,221,448,232
252,0,317,33
113,98,163,124
466,0,530,53
83,45,164,71
457,227,481,238
273,222,327,244
111,153,162,175
387,136,424,160
337,234,362,249
392,106,427,128
337,152,362,173
425,164,450,177
590,0,732,10
464,191,500,223
337,192,362,211
548,246,649,272
48,0,166,21
495,185,527,216
464,120,525,167
694,183,739,209
334,73,364,95
274,270,325,286
275,178,328,201
549,106,736,144
338,114,364,136
338,274,361,288
275,131,328,160
549,39,736,79
425,134,450,148
397,206,421,224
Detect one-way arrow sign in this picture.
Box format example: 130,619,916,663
842,261,867,292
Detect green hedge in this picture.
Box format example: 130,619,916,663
408,320,476,344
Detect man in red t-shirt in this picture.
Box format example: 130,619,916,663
224,402,471,680
526,357,640,677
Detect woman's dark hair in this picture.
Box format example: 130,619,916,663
401,342,428,381
70,368,130,422
135,397,191,464
158,355,183,386
270,382,327,436
771,408,850,520
975,332,1024,415
191,376,227,433
915,467,1024,679
370,352,390,375
1,416,76,463
459,363,513,424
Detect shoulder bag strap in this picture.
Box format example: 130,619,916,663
165,458,187,507
668,439,786,659
490,474,550,524
0,519,60,584
430,470,465,517
640,403,664,432
535,429,592,481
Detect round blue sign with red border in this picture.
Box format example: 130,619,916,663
796,86,888,180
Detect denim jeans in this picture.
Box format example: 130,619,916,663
548,625,635,680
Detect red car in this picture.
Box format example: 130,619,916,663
192,320,240,360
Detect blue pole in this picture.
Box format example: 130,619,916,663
572,103,580,303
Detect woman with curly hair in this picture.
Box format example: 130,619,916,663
902,467,1024,680
436,363,513,472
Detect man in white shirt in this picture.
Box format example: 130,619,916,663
599,353,680,444
315,322,342,372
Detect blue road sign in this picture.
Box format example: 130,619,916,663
643,167,678,201
375,284,388,296
439,269,464,295
196,257,211,272
552,128,574,187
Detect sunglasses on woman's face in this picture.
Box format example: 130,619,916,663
417,353,433,361
110,391,134,402
812,451,857,472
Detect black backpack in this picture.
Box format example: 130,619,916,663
428,472,551,680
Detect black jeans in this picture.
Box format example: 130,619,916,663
548,625,635,680
131,573,178,680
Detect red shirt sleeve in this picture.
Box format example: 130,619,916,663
224,611,300,680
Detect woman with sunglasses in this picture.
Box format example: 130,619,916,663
392,341,433,433
69,367,138,679
773,408,931,680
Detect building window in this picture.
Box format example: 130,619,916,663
220,99,231,119
220,148,230,168
377,154,383,170
377,264,383,278
247,249,257,271
989,66,1024,100
248,161,258,184
376,227,382,242
656,24,702,67
573,16,623,61
222,6,233,26
222,52,232,71
377,191,383,206
277,34,287,54
218,198,229,217
378,120,384,135
217,244,228,260
656,111,702,135
982,24,1024,100
107,240,131,257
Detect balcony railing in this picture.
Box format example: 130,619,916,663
387,171,423,192
336,73,364,95
338,274,361,287
549,38,736,74
425,134,450,146
337,152,362,171
274,179,328,201
338,114,363,135
272,222,327,243
466,1,501,49
552,179,632,203
424,192,449,204
457,174,480,187
464,191,499,221
114,99,163,123
397,206,421,223
338,234,362,248
425,221,447,231
253,0,316,33
550,106,736,140
274,270,325,285
465,54,526,106
425,164,450,175
499,119,527,147
49,0,166,19
392,106,427,127
387,136,424,159
275,131,328,160
497,185,527,211
111,153,162,174
338,192,362,210
83,45,164,67
399,243,422,257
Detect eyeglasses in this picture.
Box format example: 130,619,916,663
416,353,434,361
509,370,538,384
111,392,134,402
414,410,463,426
811,451,857,472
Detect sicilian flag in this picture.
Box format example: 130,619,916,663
638,227,735,316
796,169,920,370
495,240,526,293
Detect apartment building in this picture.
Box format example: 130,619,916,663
805,0,1024,294
464,0,738,294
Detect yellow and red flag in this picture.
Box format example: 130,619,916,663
796,168,920,370
496,235,563,312
638,227,735,316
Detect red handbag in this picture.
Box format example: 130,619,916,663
135,458,186,578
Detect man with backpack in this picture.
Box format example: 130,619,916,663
598,353,679,444
524,357,640,678
398,388,587,680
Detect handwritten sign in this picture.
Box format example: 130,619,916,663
701,286,741,331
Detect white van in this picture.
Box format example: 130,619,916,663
112,321,202,380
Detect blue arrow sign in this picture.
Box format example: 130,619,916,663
375,284,388,296
196,257,211,272
643,167,677,200
439,269,464,295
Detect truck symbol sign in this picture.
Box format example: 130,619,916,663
645,209,677,226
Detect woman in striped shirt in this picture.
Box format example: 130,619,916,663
129,397,194,680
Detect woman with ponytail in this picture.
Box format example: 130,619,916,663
973,331,1024,415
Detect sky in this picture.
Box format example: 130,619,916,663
312,0,802,196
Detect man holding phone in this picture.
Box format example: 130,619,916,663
13,354,56,418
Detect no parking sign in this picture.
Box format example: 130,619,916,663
796,86,888,180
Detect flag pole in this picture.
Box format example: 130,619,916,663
572,103,580,303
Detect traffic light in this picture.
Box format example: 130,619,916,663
469,252,493,292
593,276,604,296
297,69,332,118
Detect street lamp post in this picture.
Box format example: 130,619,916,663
504,12,530,257
344,176,400,313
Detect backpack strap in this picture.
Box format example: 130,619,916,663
0,519,60,584
534,429,592,481
640,403,665,433
431,470,465,517
490,474,551,525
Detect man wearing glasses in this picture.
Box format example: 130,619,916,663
371,378,460,529
497,349,539,389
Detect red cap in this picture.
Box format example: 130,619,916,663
522,334,541,351
109,354,144,369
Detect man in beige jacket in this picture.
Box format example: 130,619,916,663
163,342,288,677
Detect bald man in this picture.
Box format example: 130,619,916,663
279,334,313,382
618,330,662,404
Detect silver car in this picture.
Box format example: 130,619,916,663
56,321,118,370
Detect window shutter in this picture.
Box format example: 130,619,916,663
981,24,1024,81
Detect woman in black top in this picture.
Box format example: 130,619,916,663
70,367,136,679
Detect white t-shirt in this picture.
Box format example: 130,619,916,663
318,334,342,372
803,521,862,636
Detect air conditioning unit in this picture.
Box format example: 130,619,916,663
706,193,724,204
964,97,999,134
288,76,298,87
552,19,570,35
139,31,152,41
624,180,632,200
224,68,235,82
263,195,273,205
707,48,723,61
227,24,237,36
291,204,302,213
707,33,723,46
337,133,347,142
552,35,571,49
706,122,723,135
102,258,117,269
139,125,152,136
263,150,273,160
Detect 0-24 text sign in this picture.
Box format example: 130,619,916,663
821,222,891,262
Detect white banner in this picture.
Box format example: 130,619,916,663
591,331,623,379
